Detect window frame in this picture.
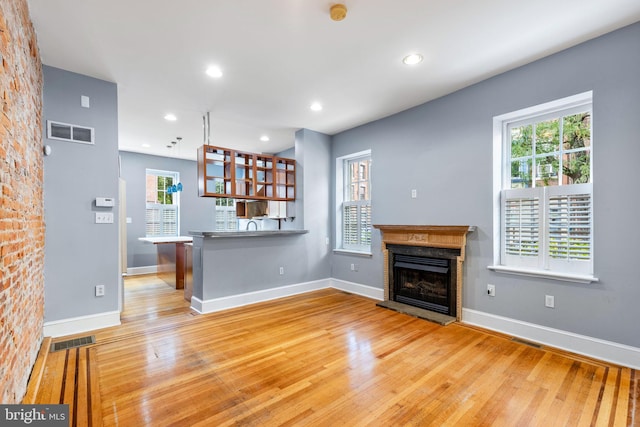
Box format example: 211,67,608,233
145,169,180,237
335,150,372,255
490,92,598,283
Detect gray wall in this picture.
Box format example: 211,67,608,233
43,66,120,321
330,22,640,348
119,151,216,268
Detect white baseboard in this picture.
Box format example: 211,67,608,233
462,308,640,370
126,265,157,276
330,278,384,301
43,311,121,338
191,279,332,314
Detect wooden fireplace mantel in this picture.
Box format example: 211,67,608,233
373,225,474,322
373,225,474,260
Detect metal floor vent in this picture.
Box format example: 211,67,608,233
50,335,96,352
511,337,542,349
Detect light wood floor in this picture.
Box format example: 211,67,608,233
39,275,638,426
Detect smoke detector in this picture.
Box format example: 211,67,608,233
330,4,347,21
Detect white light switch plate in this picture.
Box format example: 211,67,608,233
95,212,114,224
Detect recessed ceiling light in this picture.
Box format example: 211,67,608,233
206,65,223,78
142,143,151,148
260,135,270,142
402,53,423,65
164,113,177,121
310,102,323,111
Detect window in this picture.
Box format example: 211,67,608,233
145,169,179,237
492,92,595,282
215,197,237,231
336,150,372,253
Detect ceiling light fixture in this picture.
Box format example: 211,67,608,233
206,65,223,78
260,135,270,142
403,53,424,65
330,4,347,21
164,113,177,121
310,102,323,111
142,143,151,148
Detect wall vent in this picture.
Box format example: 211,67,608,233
47,120,95,145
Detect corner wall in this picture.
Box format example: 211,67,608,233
43,66,120,329
0,0,45,403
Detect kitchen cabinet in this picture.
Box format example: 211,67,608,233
236,200,268,218
198,145,295,201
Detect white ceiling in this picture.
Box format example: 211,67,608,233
27,0,640,160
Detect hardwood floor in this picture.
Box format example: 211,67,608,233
38,275,638,426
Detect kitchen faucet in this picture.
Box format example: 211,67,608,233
246,220,258,231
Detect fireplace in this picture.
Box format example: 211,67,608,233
389,245,460,316
374,225,473,322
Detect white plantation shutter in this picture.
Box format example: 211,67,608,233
343,201,371,250
501,183,593,274
145,207,161,236
360,203,372,246
342,204,359,246
546,183,592,274
145,204,178,237
161,206,178,235
502,188,542,268
215,206,237,231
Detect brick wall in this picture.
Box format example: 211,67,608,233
0,0,45,403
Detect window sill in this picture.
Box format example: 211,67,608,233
487,265,599,284
333,249,373,257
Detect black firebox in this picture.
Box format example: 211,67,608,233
387,244,460,317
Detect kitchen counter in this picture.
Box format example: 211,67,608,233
138,236,193,244
189,230,308,238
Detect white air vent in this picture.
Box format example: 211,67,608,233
47,120,95,145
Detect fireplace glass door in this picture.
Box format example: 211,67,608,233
393,254,451,315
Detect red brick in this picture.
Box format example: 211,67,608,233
0,0,44,404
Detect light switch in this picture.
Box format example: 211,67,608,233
95,212,114,224
81,95,90,108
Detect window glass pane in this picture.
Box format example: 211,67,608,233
535,154,559,187
563,112,591,150
510,158,532,189
510,125,532,157
146,174,158,203
535,119,559,155
562,150,591,185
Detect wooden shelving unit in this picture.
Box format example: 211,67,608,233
198,146,232,196
198,145,295,201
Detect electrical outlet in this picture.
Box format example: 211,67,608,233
487,284,495,297
279,266,284,275
545,295,555,308
350,263,355,271
411,189,417,199
95,285,105,297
